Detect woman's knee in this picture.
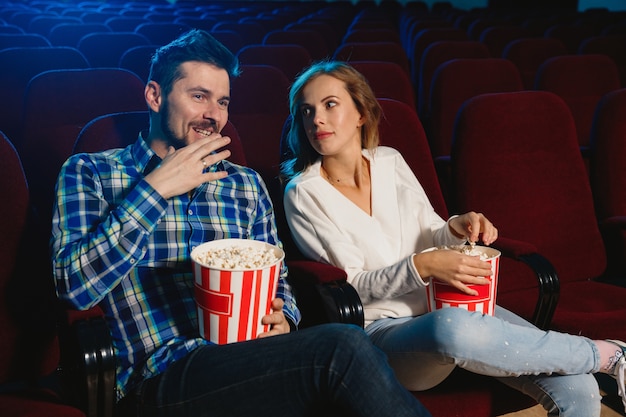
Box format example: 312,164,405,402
427,308,492,353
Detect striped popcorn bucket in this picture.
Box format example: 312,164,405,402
191,239,284,344
424,246,501,316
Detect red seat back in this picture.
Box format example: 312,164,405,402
452,91,606,285
535,54,621,149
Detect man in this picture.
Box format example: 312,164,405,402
51,29,431,417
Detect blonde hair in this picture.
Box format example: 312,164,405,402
280,61,381,183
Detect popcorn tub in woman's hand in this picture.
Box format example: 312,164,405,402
423,245,501,316
191,239,284,344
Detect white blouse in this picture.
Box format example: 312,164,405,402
284,146,465,325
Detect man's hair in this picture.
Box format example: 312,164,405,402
148,29,240,97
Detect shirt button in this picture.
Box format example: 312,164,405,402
130,259,136,264
188,209,193,215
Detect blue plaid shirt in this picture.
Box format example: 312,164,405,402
51,135,300,401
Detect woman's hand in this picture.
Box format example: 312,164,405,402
413,249,493,296
258,298,291,338
449,211,498,245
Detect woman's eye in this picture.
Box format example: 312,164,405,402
326,101,336,109
301,108,311,117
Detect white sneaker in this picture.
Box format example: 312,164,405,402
607,339,626,413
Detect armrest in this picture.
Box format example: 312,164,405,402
491,237,559,329
58,307,115,417
599,216,626,231
286,260,364,329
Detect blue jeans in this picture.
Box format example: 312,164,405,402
131,323,431,417
366,307,602,417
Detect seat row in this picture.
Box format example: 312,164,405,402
4,84,626,416
2,2,626,416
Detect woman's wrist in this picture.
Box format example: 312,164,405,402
447,218,465,239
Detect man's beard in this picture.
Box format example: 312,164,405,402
160,100,185,150
160,100,218,150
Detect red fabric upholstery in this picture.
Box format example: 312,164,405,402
47,23,111,47
0,131,31,382
579,34,626,87
451,91,626,339
544,23,598,54
284,21,343,54
466,17,511,40
0,131,84,416
535,54,621,150
408,27,468,85
210,30,245,55
214,21,267,45
590,88,626,221
350,61,417,110
20,68,147,232
502,38,568,89
237,44,312,82
333,41,411,77
429,58,523,205
429,58,523,159
0,33,50,49
1,392,85,417
400,18,453,54
76,32,152,67
263,29,330,60
417,40,490,117
377,98,448,218
478,25,539,57
229,64,290,180
341,28,402,45
118,45,156,83
413,368,535,416
134,22,190,46
590,88,626,277
0,46,89,146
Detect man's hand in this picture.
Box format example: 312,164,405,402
145,133,231,199
258,298,291,338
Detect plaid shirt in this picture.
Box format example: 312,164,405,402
51,135,300,401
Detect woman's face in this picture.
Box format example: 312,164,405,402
299,74,364,157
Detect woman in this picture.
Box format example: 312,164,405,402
281,61,626,417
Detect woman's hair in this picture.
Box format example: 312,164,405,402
148,29,240,98
280,61,382,183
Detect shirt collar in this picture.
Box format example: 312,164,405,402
131,133,161,176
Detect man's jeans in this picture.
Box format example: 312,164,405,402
127,323,431,417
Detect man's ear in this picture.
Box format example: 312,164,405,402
145,81,162,113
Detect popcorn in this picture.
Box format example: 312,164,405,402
438,244,490,260
194,245,279,270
